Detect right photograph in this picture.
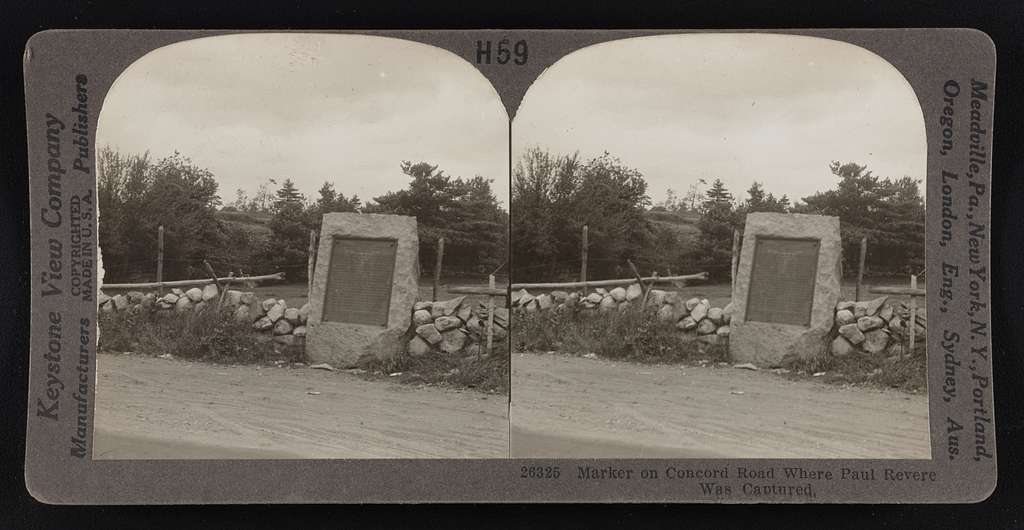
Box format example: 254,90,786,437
509,33,931,459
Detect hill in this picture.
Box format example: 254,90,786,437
217,209,273,239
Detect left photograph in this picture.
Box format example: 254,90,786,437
91,33,510,459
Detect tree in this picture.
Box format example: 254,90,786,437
368,161,507,275
684,178,708,211
511,148,652,281
800,162,925,275
691,179,740,280
274,178,304,207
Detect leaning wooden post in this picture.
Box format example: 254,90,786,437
433,237,445,301
856,236,868,301
908,274,918,356
307,229,317,298
580,224,589,290
156,225,164,295
486,274,495,359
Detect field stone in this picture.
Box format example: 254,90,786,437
536,294,553,310
862,329,890,354
185,287,203,302
599,296,617,312
685,297,701,311
646,289,666,307
439,329,468,354
835,309,856,326
551,291,570,304
663,292,682,306
677,316,698,331
414,301,432,311
253,316,273,331
273,334,298,346
224,290,243,307
413,309,433,326
435,315,461,332
97,292,111,305
239,292,257,306
625,283,643,302
836,301,855,312
707,307,724,325
595,288,608,296
126,291,145,304
524,300,539,313
140,293,156,309
261,298,278,312
112,294,129,311
831,336,856,357
690,302,709,323
857,316,885,332
284,307,301,324
879,305,894,322
273,319,294,335
171,288,185,296
292,325,307,337
174,296,193,312
697,319,717,335
101,300,114,313
162,293,179,304
716,325,731,336
266,303,285,323
298,303,310,323
859,296,888,316
416,323,443,345
194,301,207,313
839,323,865,344
233,305,251,322
586,293,603,304
609,287,627,302
566,292,580,306
407,336,431,357
618,301,631,312
510,289,530,306
201,283,219,301
432,296,466,318
722,302,734,323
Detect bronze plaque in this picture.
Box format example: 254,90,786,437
322,238,397,326
745,237,820,326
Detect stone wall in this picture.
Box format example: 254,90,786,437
511,285,733,343
830,296,925,358
407,296,509,357
97,284,309,347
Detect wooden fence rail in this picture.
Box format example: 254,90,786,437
101,272,285,290
510,272,708,291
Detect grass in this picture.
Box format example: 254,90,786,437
357,346,510,395
782,343,927,393
512,308,729,364
97,307,291,364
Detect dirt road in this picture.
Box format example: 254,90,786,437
510,353,930,459
93,353,508,459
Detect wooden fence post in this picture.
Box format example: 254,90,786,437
856,236,867,301
730,229,740,292
908,274,917,356
486,274,495,358
433,237,445,301
580,225,588,290
307,229,317,297
156,225,164,295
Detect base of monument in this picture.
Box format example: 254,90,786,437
305,323,406,368
729,321,830,367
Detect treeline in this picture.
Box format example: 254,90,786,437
98,148,507,283
511,147,925,282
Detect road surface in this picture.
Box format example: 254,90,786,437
510,353,931,459
93,353,508,459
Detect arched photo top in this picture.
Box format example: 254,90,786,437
97,32,510,207
513,32,927,208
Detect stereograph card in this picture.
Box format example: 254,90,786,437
22,29,996,503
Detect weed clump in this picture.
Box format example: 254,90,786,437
512,308,728,364
98,307,286,364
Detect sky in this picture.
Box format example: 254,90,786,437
513,33,927,206
97,33,510,207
